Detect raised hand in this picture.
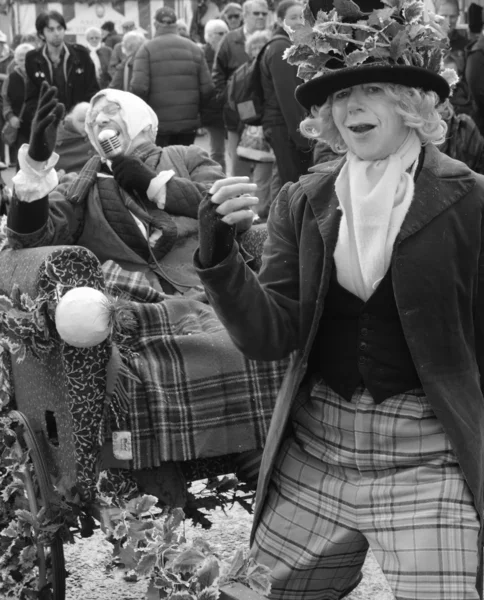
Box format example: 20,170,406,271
198,176,258,268
28,82,65,162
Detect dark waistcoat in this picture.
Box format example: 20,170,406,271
308,262,422,403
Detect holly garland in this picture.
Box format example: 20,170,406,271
283,0,459,87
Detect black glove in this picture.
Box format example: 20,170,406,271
198,191,236,268
28,82,65,162
111,155,157,196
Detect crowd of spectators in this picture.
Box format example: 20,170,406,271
1,0,484,217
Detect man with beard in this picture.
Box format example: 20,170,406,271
22,10,99,133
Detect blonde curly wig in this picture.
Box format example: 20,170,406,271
299,84,447,154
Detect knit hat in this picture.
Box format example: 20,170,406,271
288,0,456,110
155,7,177,24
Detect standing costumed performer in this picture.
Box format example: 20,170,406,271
193,0,484,597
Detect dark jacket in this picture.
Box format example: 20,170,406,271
201,43,224,128
465,34,484,134
103,31,122,50
95,45,112,89
2,67,25,120
2,67,30,143
259,27,310,151
211,26,248,131
109,54,135,91
197,145,484,585
109,41,124,77
130,27,214,134
439,112,484,174
23,43,99,131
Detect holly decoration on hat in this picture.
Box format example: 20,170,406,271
283,0,454,83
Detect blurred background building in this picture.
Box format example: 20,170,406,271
0,0,198,45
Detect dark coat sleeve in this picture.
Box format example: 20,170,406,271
195,182,301,360
78,48,101,102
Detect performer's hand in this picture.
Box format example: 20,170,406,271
198,177,258,268
209,176,259,227
111,155,157,195
28,82,65,162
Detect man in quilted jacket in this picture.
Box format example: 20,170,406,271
130,7,214,148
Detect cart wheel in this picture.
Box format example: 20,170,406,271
10,410,66,600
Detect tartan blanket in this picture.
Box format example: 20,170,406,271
102,261,288,470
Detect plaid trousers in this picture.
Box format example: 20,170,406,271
251,380,481,600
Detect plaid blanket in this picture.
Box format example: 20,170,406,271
102,261,288,470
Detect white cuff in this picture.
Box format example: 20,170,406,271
12,144,59,203
146,169,175,209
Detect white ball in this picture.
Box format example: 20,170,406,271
55,287,111,348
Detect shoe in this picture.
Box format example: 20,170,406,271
0,161,7,170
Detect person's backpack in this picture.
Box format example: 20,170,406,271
226,35,287,126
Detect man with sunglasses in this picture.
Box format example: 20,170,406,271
211,0,269,177
130,6,213,148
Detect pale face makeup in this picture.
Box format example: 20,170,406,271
331,83,410,161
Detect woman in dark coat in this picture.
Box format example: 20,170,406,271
195,0,484,598
1,42,35,166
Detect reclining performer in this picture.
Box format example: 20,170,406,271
6,82,256,294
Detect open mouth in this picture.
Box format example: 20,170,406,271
347,124,376,134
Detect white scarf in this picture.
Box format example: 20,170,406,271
88,43,102,80
333,130,421,301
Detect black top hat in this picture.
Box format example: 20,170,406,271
289,0,452,110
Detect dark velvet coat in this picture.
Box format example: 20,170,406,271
197,144,484,595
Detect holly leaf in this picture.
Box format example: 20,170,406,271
196,556,220,589
381,0,403,9
169,547,206,574
126,494,158,516
368,7,394,26
403,0,423,24
333,0,365,19
246,560,272,597
346,48,370,66
118,544,140,570
291,22,315,46
389,30,409,60
136,552,157,576
197,585,221,600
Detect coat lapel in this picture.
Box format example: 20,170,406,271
397,145,476,245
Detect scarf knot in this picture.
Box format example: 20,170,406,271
334,130,422,301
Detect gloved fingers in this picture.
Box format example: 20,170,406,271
35,97,59,123
34,113,56,134
53,103,65,125
36,84,58,112
214,194,259,216
210,182,258,205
